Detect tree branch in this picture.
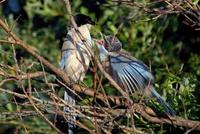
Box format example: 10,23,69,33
0,3,200,132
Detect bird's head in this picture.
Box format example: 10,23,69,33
74,14,95,28
94,35,122,52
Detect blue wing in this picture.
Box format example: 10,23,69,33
109,54,175,115
109,54,154,94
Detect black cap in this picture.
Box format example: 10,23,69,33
74,14,95,27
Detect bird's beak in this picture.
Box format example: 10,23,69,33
93,38,104,46
90,20,95,25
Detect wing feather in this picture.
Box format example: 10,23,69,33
118,72,130,93
124,67,141,92
109,54,154,94
122,68,138,94
130,62,152,84
129,63,148,89
121,69,134,93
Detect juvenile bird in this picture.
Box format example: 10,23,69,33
60,14,95,134
96,35,175,116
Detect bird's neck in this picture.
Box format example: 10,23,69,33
98,45,109,62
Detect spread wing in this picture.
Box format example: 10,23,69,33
109,54,154,94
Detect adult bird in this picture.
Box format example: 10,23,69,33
96,35,176,116
60,14,95,134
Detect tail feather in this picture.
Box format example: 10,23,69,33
151,89,176,116
64,91,76,134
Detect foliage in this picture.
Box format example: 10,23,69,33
0,0,200,133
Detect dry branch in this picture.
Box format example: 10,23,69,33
0,1,200,132
113,0,200,29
